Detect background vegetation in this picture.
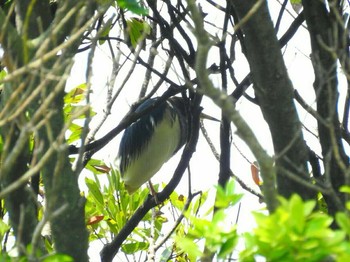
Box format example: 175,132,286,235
1,0,350,261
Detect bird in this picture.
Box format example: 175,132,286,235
117,96,189,194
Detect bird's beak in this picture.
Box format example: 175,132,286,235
200,112,220,122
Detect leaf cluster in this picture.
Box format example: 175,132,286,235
176,179,242,261
85,169,162,255
240,195,350,261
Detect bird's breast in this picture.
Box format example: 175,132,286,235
120,108,182,193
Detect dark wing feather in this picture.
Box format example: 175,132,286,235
118,98,169,174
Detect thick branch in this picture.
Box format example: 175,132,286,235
302,0,349,215
188,0,278,212
230,0,313,200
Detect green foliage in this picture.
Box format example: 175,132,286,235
84,168,166,254
85,158,111,175
64,84,96,144
215,179,243,209
175,179,242,260
240,194,350,261
340,186,350,210
168,186,209,216
0,253,11,262
41,254,74,262
316,192,328,213
0,69,6,89
64,84,87,105
62,157,350,261
117,0,148,15
0,218,10,253
339,186,350,194
95,0,148,45
336,186,350,236
125,18,151,48
336,212,350,236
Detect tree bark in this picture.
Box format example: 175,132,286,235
302,0,349,215
0,1,97,260
230,0,314,200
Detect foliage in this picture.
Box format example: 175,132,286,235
0,213,10,253
176,179,242,260
117,0,148,15
125,17,151,48
84,175,350,261
240,195,350,261
85,169,154,254
84,168,215,259
64,84,96,144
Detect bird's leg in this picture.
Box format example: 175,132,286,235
148,181,160,204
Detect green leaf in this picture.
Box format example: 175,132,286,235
42,254,73,262
0,219,10,250
85,159,110,175
0,219,10,236
289,194,306,233
176,237,202,260
122,241,149,254
66,123,83,144
0,135,3,154
169,190,186,211
125,18,151,48
340,186,350,194
241,194,350,261
64,84,87,104
336,212,350,235
0,69,6,90
212,209,226,226
218,234,238,258
190,190,208,216
85,178,104,208
215,179,242,209
305,215,333,237
117,0,148,15
303,200,316,218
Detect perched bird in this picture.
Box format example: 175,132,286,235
117,96,189,194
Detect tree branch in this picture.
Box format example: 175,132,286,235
188,0,278,212
231,0,313,200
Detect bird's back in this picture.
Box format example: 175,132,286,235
117,97,188,193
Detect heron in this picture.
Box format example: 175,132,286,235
117,96,189,194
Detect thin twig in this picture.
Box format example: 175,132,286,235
154,191,201,251
1,11,103,84
200,117,263,199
